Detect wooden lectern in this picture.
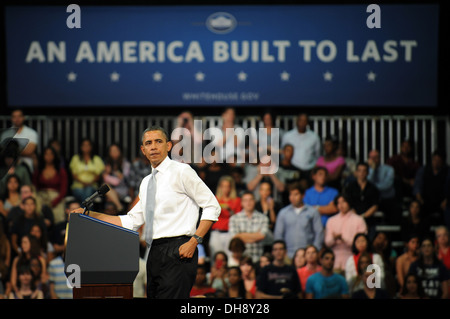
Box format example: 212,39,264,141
65,213,140,299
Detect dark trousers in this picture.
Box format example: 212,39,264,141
146,236,198,299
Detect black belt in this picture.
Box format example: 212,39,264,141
152,235,190,246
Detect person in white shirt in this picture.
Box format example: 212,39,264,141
71,126,221,299
1,109,39,174
281,113,321,185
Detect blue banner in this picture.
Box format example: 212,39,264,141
5,4,439,107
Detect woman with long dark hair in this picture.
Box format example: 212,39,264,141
33,146,68,224
69,138,105,203
399,273,427,299
0,174,21,218
345,232,385,286
8,234,47,296
102,143,131,212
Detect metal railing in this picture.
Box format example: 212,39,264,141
1,114,449,166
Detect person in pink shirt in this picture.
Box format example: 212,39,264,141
297,245,322,293
324,194,368,273
315,136,346,191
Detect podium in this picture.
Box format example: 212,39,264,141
65,213,140,299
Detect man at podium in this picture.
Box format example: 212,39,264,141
71,126,220,299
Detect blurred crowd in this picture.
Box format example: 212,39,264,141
0,108,449,299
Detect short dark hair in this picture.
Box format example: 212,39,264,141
432,149,446,162
141,126,170,144
311,166,328,176
320,247,334,259
229,237,246,252
65,199,80,210
334,193,352,207
356,162,369,171
22,196,36,205
287,182,306,194
272,240,287,250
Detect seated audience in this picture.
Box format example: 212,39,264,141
208,251,229,292
255,181,282,231
8,264,43,299
305,248,349,299
239,256,257,299
345,233,385,287
228,237,246,267
32,146,68,224
10,197,47,256
372,231,398,297
395,234,419,289
190,265,216,298
367,149,401,224
297,245,322,293
401,200,431,243
229,191,269,263
315,135,345,191
325,194,367,273
303,167,339,227
0,139,31,199
292,247,306,270
274,183,323,257
102,143,131,213
256,240,302,299
351,268,391,299
413,149,449,225
225,266,247,299
69,138,105,204
9,234,47,296
210,175,241,259
0,174,21,220
398,273,427,299
343,162,379,239
281,113,321,186
408,237,449,299
386,139,420,199
347,251,373,295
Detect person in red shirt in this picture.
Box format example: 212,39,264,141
297,245,322,293
209,176,241,259
436,226,450,269
435,226,450,297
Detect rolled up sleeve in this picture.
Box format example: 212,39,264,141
119,198,145,232
181,165,220,222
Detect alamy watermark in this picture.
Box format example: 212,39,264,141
366,264,382,288
170,120,280,174
66,264,81,288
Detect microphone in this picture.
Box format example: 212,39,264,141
82,184,110,208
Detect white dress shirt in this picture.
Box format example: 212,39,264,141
281,128,321,171
119,156,220,239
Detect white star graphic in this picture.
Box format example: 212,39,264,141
367,71,377,82
237,71,248,82
195,71,205,82
153,71,163,82
280,71,290,81
110,71,120,82
67,72,77,82
323,71,333,82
